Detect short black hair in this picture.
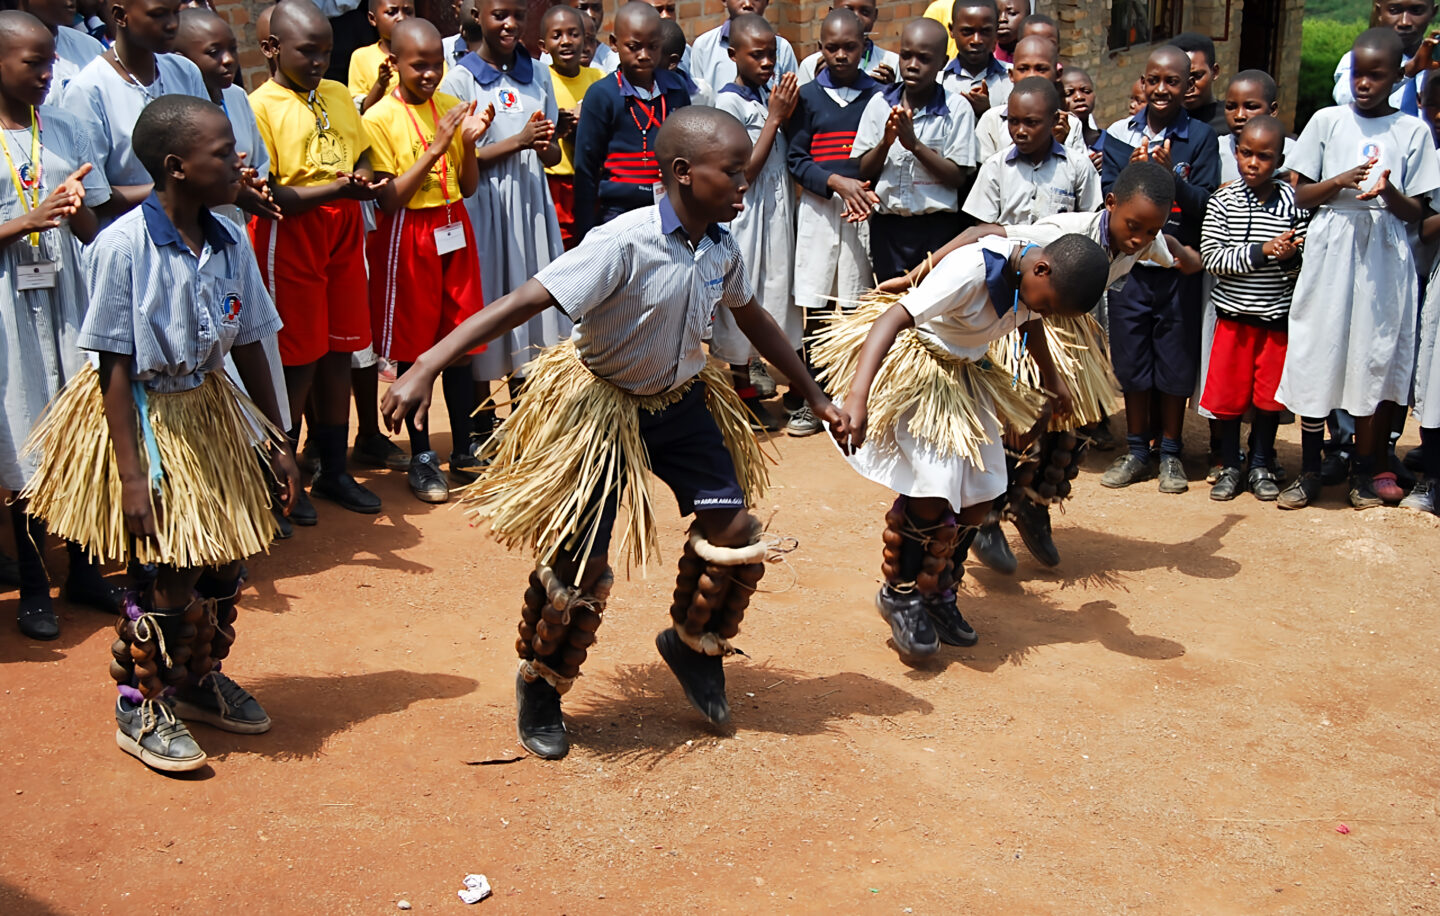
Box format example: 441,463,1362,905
821,7,863,38
1353,26,1404,69
134,95,227,186
1228,68,1277,104
902,16,948,55
657,16,685,57
1011,74,1060,112
614,0,661,38
951,0,997,20
1022,13,1055,31
1044,234,1109,314
656,105,745,180
175,7,229,44
728,12,773,48
1239,113,1286,153
1170,31,1216,67
1112,160,1176,210
540,3,585,32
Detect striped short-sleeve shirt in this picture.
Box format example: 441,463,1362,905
534,198,754,396
79,195,283,393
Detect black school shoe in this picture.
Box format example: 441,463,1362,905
1247,467,1282,501
16,594,58,640
1012,499,1060,567
310,472,382,514
874,585,939,659
1276,472,1321,510
515,670,569,759
970,521,1017,574
923,591,978,647
1210,467,1245,501
1349,474,1383,510
655,628,731,726
289,489,318,527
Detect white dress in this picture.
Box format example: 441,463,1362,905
710,84,798,364
1276,106,1440,418
0,107,112,489
1414,217,1440,427
440,53,568,380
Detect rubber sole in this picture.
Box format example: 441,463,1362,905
170,700,272,735
115,728,207,773
655,630,731,726
513,673,569,760
874,592,938,658
310,481,383,515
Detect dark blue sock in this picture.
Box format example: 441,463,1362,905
1127,434,1149,461
1422,426,1440,480
1160,435,1183,457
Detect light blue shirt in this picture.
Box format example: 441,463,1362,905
690,20,797,97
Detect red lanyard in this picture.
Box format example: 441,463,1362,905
395,91,450,208
617,72,666,155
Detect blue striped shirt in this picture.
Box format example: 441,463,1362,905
79,194,282,393
534,198,754,396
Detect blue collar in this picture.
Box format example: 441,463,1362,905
1126,105,1190,141
943,55,1005,81
816,66,877,92
658,195,722,243
981,246,1019,317
451,35,468,63
720,81,765,105
1097,208,1115,255
720,19,731,40
881,81,948,115
141,193,236,253
617,67,686,98
1005,139,1066,163
457,47,534,87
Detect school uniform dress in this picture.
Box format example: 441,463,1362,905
691,19,798,97
1101,106,1220,396
0,106,110,490
49,25,105,105
788,70,880,313
710,82,798,364
60,52,208,193
939,56,1011,116
249,78,372,365
1414,197,1440,429
963,139,1101,226
1276,105,1440,419
440,51,568,380
546,64,605,249
851,83,978,281
842,236,1036,509
362,90,485,364
798,40,898,84
975,105,1087,162
348,41,397,104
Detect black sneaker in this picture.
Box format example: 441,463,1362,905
289,489,318,526
655,628,731,726
1349,473,1382,510
353,432,410,471
1209,467,1244,501
172,672,271,734
970,521,1017,574
115,697,206,772
749,358,777,399
311,471,382,514
742,395,782,432
874,585,939,658
1101,453,1154,489
1247,467,1281,501
515,669,569,759
1087,422,1117,452
1157,455,1189,494
1011,498,1060,567
1277,472,1322,510
1320,451,1350,486
408,450,449,503
923,591,978,647
448,444,486,486
16,595,57,640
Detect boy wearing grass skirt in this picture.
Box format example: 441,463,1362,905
383,106,845,760
21,96,301,774
820,232,1108,660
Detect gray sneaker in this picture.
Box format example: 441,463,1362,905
785,404,823,437
115,697,207,772
1400,477,1437,514
172,671,272,734
875,585,938,658
408,450,449,503
748,358,777,398
1158,455,1189,493
1100,453,1154,489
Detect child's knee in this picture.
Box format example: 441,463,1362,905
694,507,757,548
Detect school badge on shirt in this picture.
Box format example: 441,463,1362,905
497,87,521,113
222,292,242,323
1362,142,1381,161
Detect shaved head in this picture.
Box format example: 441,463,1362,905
1150,44,1191,74
1239,113,1286,152
1013,33,1057,65
270,0,331,42
0,9,52,56
541,3,584,32
614,0,661,36
729,11,773,46
1353,26,1404,69
176,6,228,43
389,15,440,54
902,16,948,55
657,105,747,180
821,7,862,39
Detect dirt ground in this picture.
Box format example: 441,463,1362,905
1,400,1438,915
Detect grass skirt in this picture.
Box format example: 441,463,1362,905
809,292,1049,468
989,313,1119,430
21,364,282,567
457,342,769,571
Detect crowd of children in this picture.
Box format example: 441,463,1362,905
5,0,1440,771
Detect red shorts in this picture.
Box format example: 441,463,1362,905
366,204,484,363
251,200,371,366
548,174,577,250
1199,317,1288,418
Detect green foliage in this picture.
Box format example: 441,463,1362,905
1304,0,1372,19
1297,17,1369,132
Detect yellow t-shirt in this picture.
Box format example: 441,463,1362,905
547,65,603,177
349,42,397,102
363,91,468,210
250,78,369,187
923,0,958,58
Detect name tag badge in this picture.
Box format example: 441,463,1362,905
652,181,668,204
434,222,466,255
16,260,57,290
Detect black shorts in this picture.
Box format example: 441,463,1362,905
1108,265,1202,397
869,211,961,282
571,383,746,560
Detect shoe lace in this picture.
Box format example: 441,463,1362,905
791,405,814,422
138,698,189,745
132,612,175,670
205,673,256,717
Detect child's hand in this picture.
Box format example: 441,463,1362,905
881,107,901,146
334,171,389,200
1335,157,1376,192
376,58,393,89
1356,167,1392,201
870,62,895,84
834,401,867,453
1172,244,1203,274
876,273,913,295
57,162,90,204
554,106,577,140
1149,139,1172,169
121,475,157,542
1052,114,1071,146
462,102,496,145
269,445,301,515
829,175,878,222
893,106,917,151
1408,32,1440,76
381,362,437,434
1088,148,1103,171
768,72,799,122
432,99,470,151
1048,377,1074,421
961,78,988,115
29,186,80,230
1262,228,1300,259
517,110,556,152
1128,137,1151,163
236,153,282,221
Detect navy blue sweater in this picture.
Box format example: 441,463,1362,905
1101,107,1220,248
572,69,691,241
785,79,880,197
